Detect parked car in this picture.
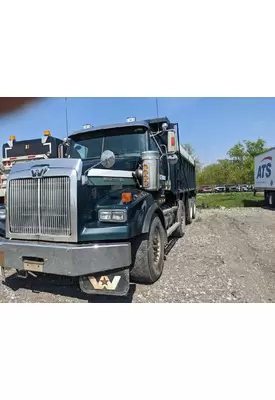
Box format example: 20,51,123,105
226,185,237,192
214,185,226,193
236,185,249,192
198,185,213,193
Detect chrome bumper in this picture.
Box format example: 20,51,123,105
0,239,131,277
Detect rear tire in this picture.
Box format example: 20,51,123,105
264,191,269,205
192,198,196,219
267,191,275,208
172,200,186,238
186,198,193,224
130,214,165,284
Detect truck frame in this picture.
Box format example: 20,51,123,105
0,117,196,296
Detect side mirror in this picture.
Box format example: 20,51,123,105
167,129,178,153
100,150,115,168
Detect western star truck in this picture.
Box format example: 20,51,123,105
0,131,64,205
254,147,275,208
0,117,196,296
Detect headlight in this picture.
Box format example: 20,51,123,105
98,209,127,223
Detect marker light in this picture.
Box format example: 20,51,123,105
83,124,92,129
44,130,51,136
9,135,16,140
143,163,149,187
121,192,132,203
171,136,175,147
126,117,136,122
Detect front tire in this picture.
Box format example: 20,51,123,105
130,215,165,284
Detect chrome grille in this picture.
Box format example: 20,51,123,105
9,177,71,236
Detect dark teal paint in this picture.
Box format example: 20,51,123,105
78,187,155,242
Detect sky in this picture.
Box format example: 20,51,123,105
0,97,274,165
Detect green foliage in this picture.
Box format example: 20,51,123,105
196,138,269,186
197,192,265,209
182,143,202,172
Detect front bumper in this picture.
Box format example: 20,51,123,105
0,239,131,277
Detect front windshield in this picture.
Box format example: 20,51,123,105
68,131,146,160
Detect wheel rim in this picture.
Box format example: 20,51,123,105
152,227,161,267
193,203,196,216
189,202,193,219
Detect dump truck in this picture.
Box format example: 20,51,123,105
0,131,64,204
0,117,196,296
254,147,275,208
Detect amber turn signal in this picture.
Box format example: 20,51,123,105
121,192,132,203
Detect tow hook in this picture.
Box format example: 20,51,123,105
17,270,38,279
17,270,28,279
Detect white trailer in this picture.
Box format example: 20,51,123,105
254,147,275,207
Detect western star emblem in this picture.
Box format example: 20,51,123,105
31,167,48,178
88,275,121,290
100,277,109,286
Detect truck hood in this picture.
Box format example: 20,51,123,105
81,156,140,175
78,184,144,228
87,169,134,179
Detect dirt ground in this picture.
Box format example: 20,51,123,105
1,207,275,303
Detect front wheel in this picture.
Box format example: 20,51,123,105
130,215,165,284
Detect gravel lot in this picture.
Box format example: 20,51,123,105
1,207,275,303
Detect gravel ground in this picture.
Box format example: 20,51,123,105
1,207,275,303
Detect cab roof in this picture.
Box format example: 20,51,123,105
69,117,171,139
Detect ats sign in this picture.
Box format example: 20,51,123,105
256,156,272,179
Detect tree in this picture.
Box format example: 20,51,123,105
196,159,235,186
227,138,268,184
183,143,202,172
196,138,269,187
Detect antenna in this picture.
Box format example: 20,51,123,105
64,97,69,139
155,98,159,118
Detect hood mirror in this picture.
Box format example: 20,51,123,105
100,150,115,168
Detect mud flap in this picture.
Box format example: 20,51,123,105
79,268,130,296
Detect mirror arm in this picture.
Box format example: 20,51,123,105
84,160,102,177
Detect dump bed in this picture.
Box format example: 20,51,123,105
254,148,275,190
